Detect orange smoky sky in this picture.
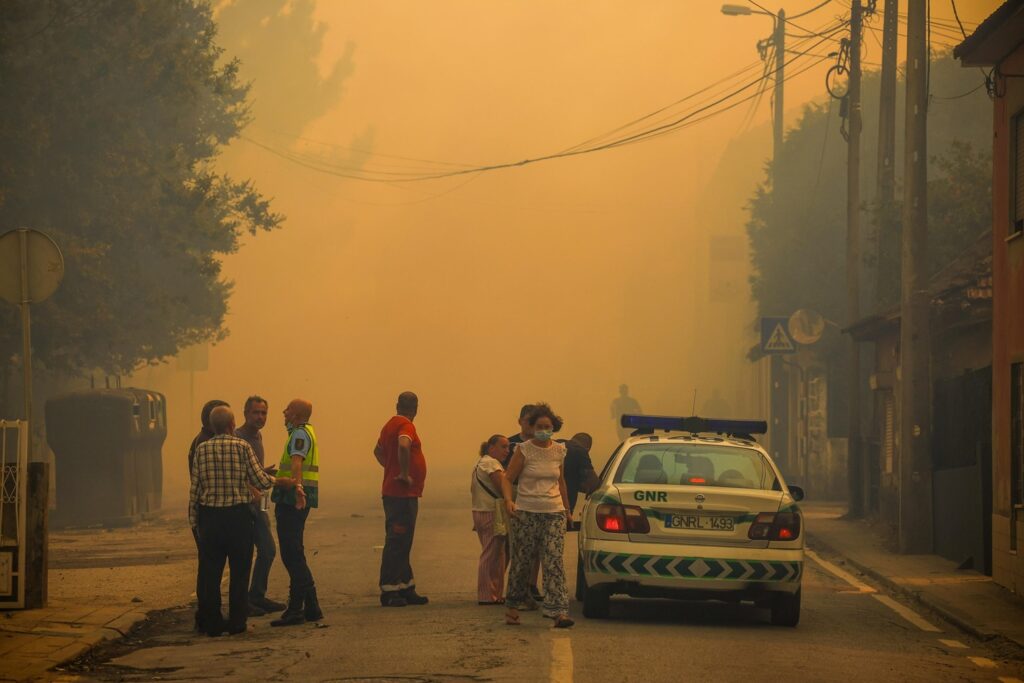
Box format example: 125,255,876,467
139,0,999,505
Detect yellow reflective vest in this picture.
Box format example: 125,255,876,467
272,423,319,508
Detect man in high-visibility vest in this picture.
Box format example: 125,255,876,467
270,398,323,627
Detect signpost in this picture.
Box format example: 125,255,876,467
760,316,796,355
0,228,65,453
0,230,63,608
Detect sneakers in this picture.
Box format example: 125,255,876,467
250,596,287,612
304,587,324,621
380,592,408,607
400,588,429,606
270,596,306,627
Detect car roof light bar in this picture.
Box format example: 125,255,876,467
620,414,768,437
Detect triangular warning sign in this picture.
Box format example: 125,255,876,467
765,323,795,352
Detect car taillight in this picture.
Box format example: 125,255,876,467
748,511,801,541
623,506,651,533
596,504,650,534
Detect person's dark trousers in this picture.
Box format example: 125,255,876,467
275,503,314,603
192,526,204,631
249,506,276,601
379,496,418,596
197,504,254,636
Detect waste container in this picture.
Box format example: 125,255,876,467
45,389,167,527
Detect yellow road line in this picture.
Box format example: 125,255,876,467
937,638,968,649
967,656,997,669
871,594,942,633
550,634,574,683
805,548,876,593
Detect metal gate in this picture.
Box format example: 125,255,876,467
0,420,27,609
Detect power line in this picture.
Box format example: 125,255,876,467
243,45,837,184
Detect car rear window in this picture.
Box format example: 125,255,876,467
614,443,779,491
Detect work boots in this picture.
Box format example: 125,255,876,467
304,587,324,622
270,595,306,627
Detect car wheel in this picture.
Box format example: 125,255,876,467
582,585,610,619
770,589,801,627
575,553,586,602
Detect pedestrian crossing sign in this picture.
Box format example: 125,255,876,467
761,317,796,354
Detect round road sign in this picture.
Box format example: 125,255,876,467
0,229,65,305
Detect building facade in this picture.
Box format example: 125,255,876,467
956,0,1024,593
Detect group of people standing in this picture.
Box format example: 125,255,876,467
186,391,595,635
186,391,430,636
471,403,599,629
187,396,321,636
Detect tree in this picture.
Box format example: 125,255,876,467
746,54,991,324
0,0,281,380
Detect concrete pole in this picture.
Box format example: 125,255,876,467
873,0,899,308
18,229,33,461
898,0,933,553
845,0,864,517
773,9,785,164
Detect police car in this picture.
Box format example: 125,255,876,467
576,415,805,626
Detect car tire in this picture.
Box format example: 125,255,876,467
770,589,801,627
582,585,610,619
575,553,586,602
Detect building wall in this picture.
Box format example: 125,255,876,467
992,44,1024,594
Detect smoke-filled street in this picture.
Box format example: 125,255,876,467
33,489,1023,682
3,0,1024,681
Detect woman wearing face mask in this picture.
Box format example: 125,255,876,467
500,403,574,628
472,434,510,605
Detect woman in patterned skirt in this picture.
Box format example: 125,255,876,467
500,403,574,628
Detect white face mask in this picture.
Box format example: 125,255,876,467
533,429,554,441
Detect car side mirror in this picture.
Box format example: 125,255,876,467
788,485,805,502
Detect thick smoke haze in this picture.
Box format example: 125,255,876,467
141,0,998,506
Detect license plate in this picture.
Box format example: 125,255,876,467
664,514,735,531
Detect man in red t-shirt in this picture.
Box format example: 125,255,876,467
374,391,429,607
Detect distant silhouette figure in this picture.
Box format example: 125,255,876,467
610,384,642,442
701,388,732,418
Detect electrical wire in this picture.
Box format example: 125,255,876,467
242,47,837,184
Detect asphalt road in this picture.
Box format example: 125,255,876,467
54,481,1024,683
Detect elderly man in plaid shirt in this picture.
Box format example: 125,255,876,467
190,405,277,636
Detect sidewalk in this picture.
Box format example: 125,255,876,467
0,600,148,681
805,502,1024,651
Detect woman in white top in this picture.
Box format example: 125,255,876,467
500,403,574,628
471,434,510,605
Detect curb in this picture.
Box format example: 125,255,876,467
807,531,1024,652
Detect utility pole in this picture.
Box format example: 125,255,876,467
898,0,932,553
845,0,864,517
873,0,898,306
769,8,790,473
773,9,785,165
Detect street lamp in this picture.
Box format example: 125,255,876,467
721,4,754,15
721,3,786,165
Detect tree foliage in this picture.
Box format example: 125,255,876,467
746,54,992,323
0,0,281,376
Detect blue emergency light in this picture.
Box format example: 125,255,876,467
620,414,768,437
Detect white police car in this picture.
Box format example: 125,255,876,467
576,415,805,626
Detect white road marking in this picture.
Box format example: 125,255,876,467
871,594,942,632
550,635,574,683
967,656,997,669
805,548,876,593
937,639,968,649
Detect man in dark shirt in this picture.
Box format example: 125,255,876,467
506,403,536,466
562,433,600,514
235,395,285,615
